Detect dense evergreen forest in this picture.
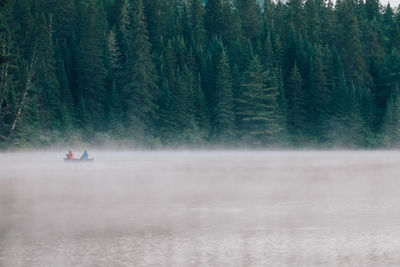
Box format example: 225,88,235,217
1,0,400,148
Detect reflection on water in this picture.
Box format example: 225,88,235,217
1,151,400,266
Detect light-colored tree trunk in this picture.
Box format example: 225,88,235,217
10,43,37,132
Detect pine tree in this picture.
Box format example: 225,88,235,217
107,30,122,76
382,96,400,146
331,71,348,129
159,78,179,143
346,84,368,147
286,0,305,34
275,68,289,142
387,48,400,97
236,0,263,41
263,32,274,69
0,0,12,135
193,72,210,140
221,0,243,47
75,0,107,130
121,0,159,141
143,0,167,53
108,82,124,137
205,0,224,38
188,0,206,49
286,62,307,138
336,0,367,85
104,29,123,135
308,47,329,139
389,8,400,50
327,52,349,144
263,0,274,33
201,36,224,127
55,43,73,110
157,49,179,143
0,0,11,66
173,66,195,141
53,0,76,44
76,96,91,138
273,34,284,69
305,0,321,44
365,0,380,21
214,49,234,142
321,0,336,46
237,55,281,144
34,13,63,135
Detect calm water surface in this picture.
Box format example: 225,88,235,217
1,151,400,266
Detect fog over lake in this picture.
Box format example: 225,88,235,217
1,151,400,266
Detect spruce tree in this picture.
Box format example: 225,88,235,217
143,0,167,53
336,0,367,85
236,0,263,41
205,0,224,39
305,0,321,44
221,0,243,48
286,0,305,34
0,0,10,66
382,96,400,146
237,55,281,144
75,0,107,130
321,0,336,46
263,32,274,69
157,50,179,143
189,0,206,49
121,0,159,141
35,13,63,135
108,82,124,137
365,0,380,21
53,0,76,44
308,47,329,139
286,62,307,139
214,49,234,142
193,72,211,140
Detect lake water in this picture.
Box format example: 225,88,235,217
1,151,400,266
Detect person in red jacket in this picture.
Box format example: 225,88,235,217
66,151,74,160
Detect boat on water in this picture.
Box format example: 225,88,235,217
64,158,94,162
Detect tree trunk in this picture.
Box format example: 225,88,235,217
10,43,37,132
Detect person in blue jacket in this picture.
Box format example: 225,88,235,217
80,150,89,160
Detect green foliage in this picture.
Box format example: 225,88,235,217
188,0,206,49
75,0,108,129
383,95,400,146
237,55,281,145
237,0,263,41
214,49,234,142
286,63,307,138
205,0,224,38
2,0,400,148
121,0,159,141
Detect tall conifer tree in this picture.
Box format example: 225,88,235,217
214,49,234,141
122,0,159,141
237,55,281,144
286,63,307,138
75,0,107,131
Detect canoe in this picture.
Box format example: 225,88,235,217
64,158,94,162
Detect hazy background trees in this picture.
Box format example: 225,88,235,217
1,0,400,148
